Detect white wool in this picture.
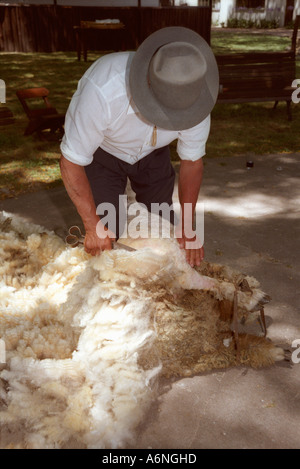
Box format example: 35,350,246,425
0,210,282,449
0,213,163,448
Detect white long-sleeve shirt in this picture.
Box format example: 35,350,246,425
60,51,211,166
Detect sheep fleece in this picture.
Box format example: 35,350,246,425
0,212,283,449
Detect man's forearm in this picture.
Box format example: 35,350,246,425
59,155,100,231
178,158,204,234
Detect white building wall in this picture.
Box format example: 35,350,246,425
212,0,288,27
294,0,300,18
264,0,286,26
219,0,235,26
173,0,199,5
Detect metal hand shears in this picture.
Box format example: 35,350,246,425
65,225,136,252
65,225,85,248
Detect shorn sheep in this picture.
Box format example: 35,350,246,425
0,210,284,449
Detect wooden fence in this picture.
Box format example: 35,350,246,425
0,4,212,53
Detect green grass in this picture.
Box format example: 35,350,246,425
211,31,292,54
2,51,101,118
0,51,101,199
207,30,300,160
0,32,299,199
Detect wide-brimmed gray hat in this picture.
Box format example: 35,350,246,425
129,26,219,131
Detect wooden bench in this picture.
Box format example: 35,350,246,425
16,87,65,136
216,16,300,120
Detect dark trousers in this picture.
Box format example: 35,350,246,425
84,145,176,238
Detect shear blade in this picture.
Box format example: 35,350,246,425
112,241,136,252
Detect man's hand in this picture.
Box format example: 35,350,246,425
84,230,113,257
177,158,204,267
84,221,116,257
176,232,204,268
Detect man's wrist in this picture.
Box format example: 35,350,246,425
180,216,196,239
83,215,101,233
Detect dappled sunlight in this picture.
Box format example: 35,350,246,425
204,191,300,220
200,152,300,224
0,156,61,199
0,167,58,183
208,101,300,158
268,318,300,344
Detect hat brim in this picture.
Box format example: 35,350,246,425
129,27,219,131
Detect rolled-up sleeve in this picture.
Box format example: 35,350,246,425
60,77,108,166
176,114,211,161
